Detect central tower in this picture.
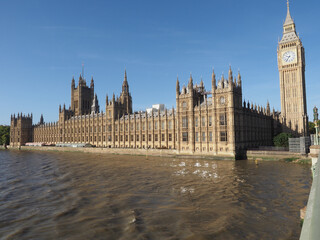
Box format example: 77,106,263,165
277,0,308,136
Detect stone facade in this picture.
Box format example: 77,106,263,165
10,67,282,159
10,3,307,158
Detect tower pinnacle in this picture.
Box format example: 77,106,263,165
284,0,294,26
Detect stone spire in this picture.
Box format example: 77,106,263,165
122,70,129,93
71,77,75,88
188,74,193,90
212,67,216,90
40,114,44,125
90,77,94,88
237,71,242,87
176,76,180,94
284,0,294,26
91,94,100,114
228,65,233,82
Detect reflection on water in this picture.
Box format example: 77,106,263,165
0,150,311,239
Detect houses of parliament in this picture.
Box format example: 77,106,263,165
9,2,309,158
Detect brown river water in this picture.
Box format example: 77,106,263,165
0,150,311,240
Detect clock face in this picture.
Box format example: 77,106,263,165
282,51,296,63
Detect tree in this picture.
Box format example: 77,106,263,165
309,121,320,135
0,126,10,145
309,122,315,134
273,132,292,147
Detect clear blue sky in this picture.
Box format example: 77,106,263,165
1,0,320,125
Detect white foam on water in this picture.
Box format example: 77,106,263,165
180,187,194,194
178,162,186,167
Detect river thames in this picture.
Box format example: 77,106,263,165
0,150,311,239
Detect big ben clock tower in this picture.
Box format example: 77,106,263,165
278,0,308,136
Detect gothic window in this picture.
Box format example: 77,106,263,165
148,134,152,141
195,132,199,142
209,132,213,142
125,124,128,131
182,117,188,128
136,123,140,131
182,132,188,142
136,135,139,141
168,120,172,130
115,125,118,131
209,116,212,127
202,132,206,142
155,134,158,141
130,135,134,141
148,122,152,130
108,135,112,141
125,135,128,141
103,136,106,141
161,134,165,141
142,134,145,141
195,117,198,127
142,123,145,130
120,135,123,141
219,114,226,126
130,123,134,131
155,122,158,130
115,135,118,141
201,116,205,127
161,121,165,130
169,134,172,142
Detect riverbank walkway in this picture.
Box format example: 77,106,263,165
300,147,320,240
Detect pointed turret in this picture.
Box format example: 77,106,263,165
212,67,216,91
221,74,225,88
122,70,129,93
71,77,75,88
59,105,61,112
78,74,82,85
106,94,109,106
228,65,233,82
176,76,180,95
200,78,204,90
237,71,242,87
90,77,94,88
266,101,271,115
91,93,100,114
40,114,44,125
188,74,193,90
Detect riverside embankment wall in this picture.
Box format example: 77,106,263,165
7,146,237,160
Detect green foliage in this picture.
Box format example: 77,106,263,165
283,157,299,162
0,126,10,145
309,122,315,134
273,132,292,147
309,121,320,134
